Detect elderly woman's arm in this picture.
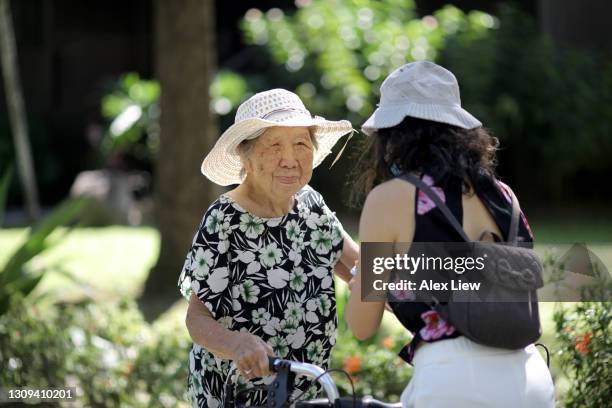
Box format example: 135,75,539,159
186,293,273,379
334,230,359,283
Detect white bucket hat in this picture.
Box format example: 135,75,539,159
201,88,354,186
362,61,481,135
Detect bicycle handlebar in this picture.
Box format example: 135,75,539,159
268,356,341,401
229,357,400,408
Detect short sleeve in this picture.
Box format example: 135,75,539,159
177,201,233,319
300,185,345,260
321,197,346,250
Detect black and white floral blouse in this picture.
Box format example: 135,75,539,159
178,185,344,408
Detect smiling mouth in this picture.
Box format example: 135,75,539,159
277,176,299,184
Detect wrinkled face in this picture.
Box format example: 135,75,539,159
242,126,315,199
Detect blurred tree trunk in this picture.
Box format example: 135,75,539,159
139,0,219,321
0,0,40,220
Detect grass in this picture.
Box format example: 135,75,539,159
0,225,189,344
531,219,612,243
0,226,159,301
1,217,610,403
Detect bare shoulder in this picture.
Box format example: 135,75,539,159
360,178,416,242
364,178,416,212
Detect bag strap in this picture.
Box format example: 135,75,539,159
399,174,521,245
506,186,521,246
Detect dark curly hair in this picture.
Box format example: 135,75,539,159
349,116,499,207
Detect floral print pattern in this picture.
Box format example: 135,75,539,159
178,186,344,408
416,174,446,215
419,310,456,340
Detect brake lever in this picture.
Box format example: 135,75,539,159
266,357,295,408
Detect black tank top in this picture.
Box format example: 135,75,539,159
389,173,534,365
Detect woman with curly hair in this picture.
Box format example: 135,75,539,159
345,61,554,407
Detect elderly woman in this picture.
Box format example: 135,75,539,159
178,89,359,408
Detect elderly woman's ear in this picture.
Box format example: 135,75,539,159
237,138,256,180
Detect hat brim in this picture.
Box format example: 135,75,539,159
361,103,482,135
201,116,354,186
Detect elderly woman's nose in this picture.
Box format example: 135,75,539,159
279,146,298,167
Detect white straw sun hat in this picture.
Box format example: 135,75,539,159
361,61,482,135
201,88,354,186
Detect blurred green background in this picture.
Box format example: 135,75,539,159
1,0,611,406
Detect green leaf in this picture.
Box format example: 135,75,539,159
0,198,86,286
5,269,45,299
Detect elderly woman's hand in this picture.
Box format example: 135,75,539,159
230,331,275,380
186,293,274,380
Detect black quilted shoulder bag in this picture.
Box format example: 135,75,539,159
400,174,544,349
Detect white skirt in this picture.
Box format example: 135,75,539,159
400,336,555,408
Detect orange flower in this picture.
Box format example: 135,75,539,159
575,332,592,354
343,355,362,375
381,336,394,349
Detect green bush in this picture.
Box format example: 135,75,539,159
100,72,161,167
330,290,413,401
0,298,191,407
441,4,612,199
0,289,413,406
553,302,611,407
330,327,412,402
0,295,72,391
240,0,493,124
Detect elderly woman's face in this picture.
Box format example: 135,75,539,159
243,126,314,197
